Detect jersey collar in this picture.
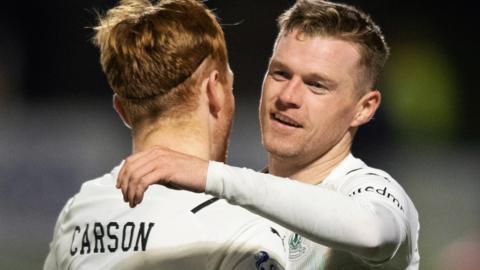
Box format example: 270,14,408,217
320,153,366,186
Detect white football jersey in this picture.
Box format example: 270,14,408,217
282,155,420,270
206,154,420,269
44,164,285,270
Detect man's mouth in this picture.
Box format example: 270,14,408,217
271,113,303,128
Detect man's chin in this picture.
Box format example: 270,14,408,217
264,142,300,160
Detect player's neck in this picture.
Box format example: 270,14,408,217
268,132,352,185
132,117,210,160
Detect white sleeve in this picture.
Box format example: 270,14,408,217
43,244,58,270
43,198,74,270
206,161,407,262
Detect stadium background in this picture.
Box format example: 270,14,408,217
0,0,478,269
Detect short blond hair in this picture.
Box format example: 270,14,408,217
277,0,389,89
93,0,228,127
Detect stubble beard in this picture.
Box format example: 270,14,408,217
262,127,304,161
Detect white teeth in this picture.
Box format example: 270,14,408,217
273,113,301,127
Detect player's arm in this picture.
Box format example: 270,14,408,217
117,146,209,207
117,146,405,262
206,162,407,263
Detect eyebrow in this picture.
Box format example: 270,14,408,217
269,59,338,88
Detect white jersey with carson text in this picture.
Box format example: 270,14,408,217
206,154,420,269
44,164,285,270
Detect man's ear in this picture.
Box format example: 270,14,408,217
206,70,224,117
113,94,132,129
350,90,381,127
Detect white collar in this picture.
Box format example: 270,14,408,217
321,153,365,186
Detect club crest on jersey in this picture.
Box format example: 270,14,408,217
288,233,307,260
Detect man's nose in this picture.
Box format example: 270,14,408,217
276,77,303,109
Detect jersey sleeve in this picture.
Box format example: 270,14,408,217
43,197,74,270
340,173,409,229
206,161,405,263
338,173,412,263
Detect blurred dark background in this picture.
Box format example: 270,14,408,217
0,1,478,269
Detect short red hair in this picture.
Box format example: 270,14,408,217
93,0,228,128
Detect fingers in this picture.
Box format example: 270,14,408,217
117,146,208,208
118,146,172,208
118,147,163,192
117,151,147,188
130,169,169,207
124,158,158,204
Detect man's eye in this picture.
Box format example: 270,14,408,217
306,82,327,93
271,70,289,80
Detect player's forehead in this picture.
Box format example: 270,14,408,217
272,31,362,87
